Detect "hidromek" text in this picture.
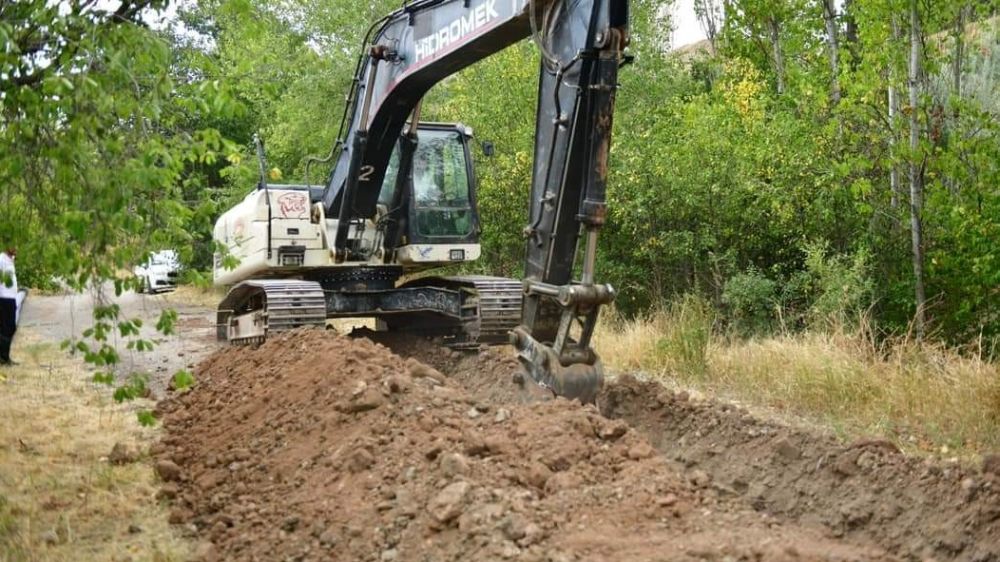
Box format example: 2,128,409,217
414,0,499,63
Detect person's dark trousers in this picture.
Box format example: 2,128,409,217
0,298,16,362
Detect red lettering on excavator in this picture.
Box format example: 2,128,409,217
277,193,308,218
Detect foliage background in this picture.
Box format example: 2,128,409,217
2,0,998,353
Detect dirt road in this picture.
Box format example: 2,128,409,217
151,328,1000,561
18,287,218,394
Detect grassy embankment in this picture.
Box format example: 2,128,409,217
0,332,189,562
594,301,1000,458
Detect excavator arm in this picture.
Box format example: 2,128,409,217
323,0,629,402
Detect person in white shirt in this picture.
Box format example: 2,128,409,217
0,247,18,365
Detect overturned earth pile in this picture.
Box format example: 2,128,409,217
156,329,895,561
601,377,1000,562
370,332,1000,561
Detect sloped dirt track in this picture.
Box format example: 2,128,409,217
155,329,999,561
599,378,1000,562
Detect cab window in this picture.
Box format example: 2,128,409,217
375,128,474,239
412,131,472,238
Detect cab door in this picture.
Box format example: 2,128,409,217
376,123,481,248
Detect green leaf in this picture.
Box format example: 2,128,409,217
136,410,157,427
156,309,178,336
171,369,195,391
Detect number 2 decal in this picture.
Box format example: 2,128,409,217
358,165,374,181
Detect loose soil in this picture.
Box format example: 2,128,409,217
374,334,1000,561
370,334,1000,561
158,329,910,561
600,376,1000,562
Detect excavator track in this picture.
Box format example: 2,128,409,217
216,280,327,345
217,276,523,348
394,275,523,348
447,275,523,347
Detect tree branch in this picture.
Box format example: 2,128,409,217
6,1,157,90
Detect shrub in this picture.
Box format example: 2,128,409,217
802,243,873,331
722,268,777,337
654,294,714,377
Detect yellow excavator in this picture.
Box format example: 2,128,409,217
212,0,630,403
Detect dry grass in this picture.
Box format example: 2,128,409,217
162,284,225,310
594,309,672,373
0,331,190,562
594,306,1000,457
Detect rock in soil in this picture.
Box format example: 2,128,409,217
108,442,139,465
982,453,1000,477
155,482,179,500
427,480,471,525
154,459,182,482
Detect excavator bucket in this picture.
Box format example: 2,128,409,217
510,326,604,404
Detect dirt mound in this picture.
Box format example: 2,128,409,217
350,329,551,405
601,375,1000,562
156,329,893,561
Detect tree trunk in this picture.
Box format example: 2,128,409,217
888,84,900,211
908,0,926,340
952,3,968,96
842,0,860,68
888,17,901,214
821,0,841,105
767,16,785,94
694,0,722,56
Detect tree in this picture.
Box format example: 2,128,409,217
767,13,787,93
694,0,724,54
888,15,902,213
907,0,926,339
820,0,841,104
720,0,820,97
1,0,237,420
0,0,233,286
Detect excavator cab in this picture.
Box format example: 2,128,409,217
378,123,482,264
